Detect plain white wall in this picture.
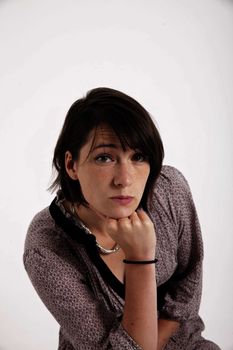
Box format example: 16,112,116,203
0,0,232,349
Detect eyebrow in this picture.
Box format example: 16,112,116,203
92,143,118,151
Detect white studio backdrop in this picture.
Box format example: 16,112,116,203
0,0,232,349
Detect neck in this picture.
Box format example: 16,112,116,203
65,201,120,253
75,204,109,237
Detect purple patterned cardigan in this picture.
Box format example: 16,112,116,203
23,165,220,349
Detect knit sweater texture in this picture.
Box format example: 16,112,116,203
23,165,220,349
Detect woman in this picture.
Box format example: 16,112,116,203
23,87,220,349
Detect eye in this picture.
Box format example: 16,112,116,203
132,152,148,162
94,154,113,163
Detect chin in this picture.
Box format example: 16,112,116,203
107,207,136,219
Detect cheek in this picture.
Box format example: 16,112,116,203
78,171,109,196
139,168,150,187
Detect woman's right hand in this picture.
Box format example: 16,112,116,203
106,209,156,260
107,209,158,350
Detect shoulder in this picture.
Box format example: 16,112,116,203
156,165,191,194
153,165,193,206
148,165,194,221
24,206,64,253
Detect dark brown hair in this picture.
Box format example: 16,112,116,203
49,87,164,209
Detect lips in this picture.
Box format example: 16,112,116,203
110,196,134,205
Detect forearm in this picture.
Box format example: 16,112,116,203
122,264,158,350
107,210,157,349
157,318,180,350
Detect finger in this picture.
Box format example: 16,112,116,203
129,211,141,224
129,211,138,220
117,217,131,230
136,208,151,222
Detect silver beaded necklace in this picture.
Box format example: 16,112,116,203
70,203,120,255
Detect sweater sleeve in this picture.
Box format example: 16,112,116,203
149,165,204,322
23,214,141,350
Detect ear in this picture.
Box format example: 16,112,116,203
65,151,79,180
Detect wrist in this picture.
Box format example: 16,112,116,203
125,252,156,261
123,258,158,264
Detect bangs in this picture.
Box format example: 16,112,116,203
84,104,152,157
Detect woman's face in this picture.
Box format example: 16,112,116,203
66,126,150,219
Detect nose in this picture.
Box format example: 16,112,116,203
113,163,133,188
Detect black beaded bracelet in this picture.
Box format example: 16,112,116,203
123,258,158,264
